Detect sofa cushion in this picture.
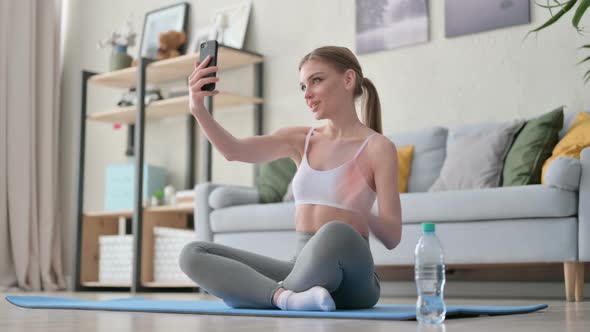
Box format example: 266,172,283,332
387,126,448,193
502,107,563,186
210,202,295,233
559,109,589,139
211,185,576,233
397,144,414,193
429,119,525,192
283,181,294,202
256,157,297,203
370,218,577,265
399,185,577,223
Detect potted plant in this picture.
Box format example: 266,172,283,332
151,190,164,206
98,19,137,71
530,1,590,82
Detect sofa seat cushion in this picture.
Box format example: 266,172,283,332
210,202,296,233
211,185,577,233
397,185,577,224
370,218,577,265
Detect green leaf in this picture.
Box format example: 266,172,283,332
584,71,590,84
578,44,590,49
578,55,590,65
573,0,590,30
535,0,568,9
528,0,577,34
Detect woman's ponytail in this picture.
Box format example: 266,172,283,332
361,77,382,134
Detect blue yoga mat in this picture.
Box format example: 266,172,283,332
5,296,548,320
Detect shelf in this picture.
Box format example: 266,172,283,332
84,203,194,218
140,214,189,288
143,281,197,288
88,46,263,89
84,210,133,218
87,93,263,124
81,281,131,288
146,202,194,213
76,43,263,292
81,209,194,289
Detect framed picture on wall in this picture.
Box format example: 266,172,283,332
187,25,217,54
139,2,189,59
213,0,252,49
445,0,530,38
356,0,429,55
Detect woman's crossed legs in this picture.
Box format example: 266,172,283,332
179,221,380,310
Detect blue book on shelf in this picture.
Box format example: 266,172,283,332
104,163,167,211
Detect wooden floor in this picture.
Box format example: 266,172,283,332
1,291,588,332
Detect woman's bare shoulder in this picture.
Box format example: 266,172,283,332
365,133,397,164
368,133,395,151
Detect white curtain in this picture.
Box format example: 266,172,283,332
0,0,66,291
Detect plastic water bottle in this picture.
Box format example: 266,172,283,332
414,222,446,324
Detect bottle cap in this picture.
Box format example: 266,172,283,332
422,222,435,233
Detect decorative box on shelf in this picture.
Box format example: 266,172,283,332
98,234,133,283
153,227,196,283
104,163,167,211
175,189,195,204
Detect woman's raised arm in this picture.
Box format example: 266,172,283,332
188,56,305,164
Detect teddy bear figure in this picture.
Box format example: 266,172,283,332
156,30,186,61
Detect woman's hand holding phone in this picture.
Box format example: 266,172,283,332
188,55,220,116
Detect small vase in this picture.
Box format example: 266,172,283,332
110,46,132,71
150,196,160,207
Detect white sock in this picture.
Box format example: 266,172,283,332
276,286,336,311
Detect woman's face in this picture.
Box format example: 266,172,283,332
299,59,353,120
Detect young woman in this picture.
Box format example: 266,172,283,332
179,46,402,311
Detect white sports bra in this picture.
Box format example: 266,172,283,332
291,127,377,213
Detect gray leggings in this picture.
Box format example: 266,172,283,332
179,220,381,309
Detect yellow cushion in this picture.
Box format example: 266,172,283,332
397,144,414,193
542,112,590,183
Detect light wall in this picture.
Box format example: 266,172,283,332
59,0,588,282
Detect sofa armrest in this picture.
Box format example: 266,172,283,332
193,182,260,242
579,147,590,261
194,182,222,242
544,157,582,191
209,185,260,209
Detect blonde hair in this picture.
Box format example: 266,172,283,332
299,46,382,134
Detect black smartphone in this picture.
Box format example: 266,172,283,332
199,40,219,91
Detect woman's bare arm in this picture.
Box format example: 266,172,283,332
358,136,402,250
230,126,307,163
192,106,303,163
188,56,304,164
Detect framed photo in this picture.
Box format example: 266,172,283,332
139,2,189,59
445,0,530,38
356,0,429,55
187,25,216,54
214,0,252,49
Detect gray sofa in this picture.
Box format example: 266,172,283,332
193,111,588,301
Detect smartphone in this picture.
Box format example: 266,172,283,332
199,40,219,91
